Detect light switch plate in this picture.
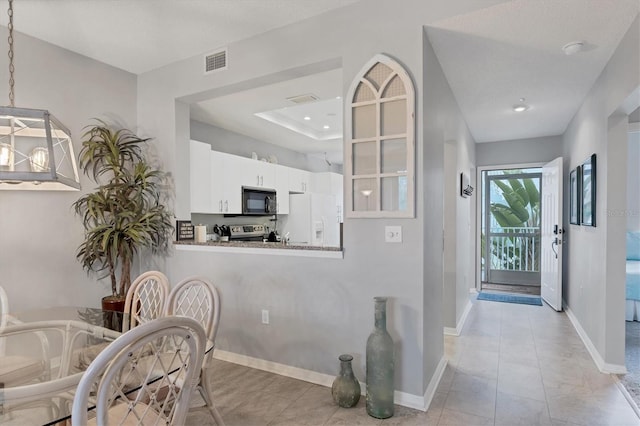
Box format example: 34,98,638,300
385,226,402,243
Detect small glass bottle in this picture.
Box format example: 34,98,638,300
366,297,394,418
331,354,361,408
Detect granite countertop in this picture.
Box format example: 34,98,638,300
174,240,342,252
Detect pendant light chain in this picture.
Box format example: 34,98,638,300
7,0,14,107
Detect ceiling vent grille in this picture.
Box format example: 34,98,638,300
286,94,319,104
205,49,227,73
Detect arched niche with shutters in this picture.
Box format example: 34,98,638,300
345,54,415,218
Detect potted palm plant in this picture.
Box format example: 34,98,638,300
73,119,173,311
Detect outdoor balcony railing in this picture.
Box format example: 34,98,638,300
488,226,540,273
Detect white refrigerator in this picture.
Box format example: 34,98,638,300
287,193,340,247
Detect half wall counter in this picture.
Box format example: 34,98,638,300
174,240,343,259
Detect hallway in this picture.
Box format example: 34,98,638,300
441,299,639,425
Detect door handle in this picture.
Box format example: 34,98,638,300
551,237,558,259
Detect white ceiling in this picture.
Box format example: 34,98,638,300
3,0,639,155
4,0,360,74
426,0,639,143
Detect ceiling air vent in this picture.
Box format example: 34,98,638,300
286,93,319,104
205,48,227,73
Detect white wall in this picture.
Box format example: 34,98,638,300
628,130,640,231
137,0,494,400
0,29,137,312
562,16,639,369
476,135,563,167
190,120,342,173
424,30,476,333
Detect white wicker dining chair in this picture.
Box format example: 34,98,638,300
71,316,206,426
165,276,224,425
123,271,171,332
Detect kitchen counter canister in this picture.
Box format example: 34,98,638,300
173,240,343,259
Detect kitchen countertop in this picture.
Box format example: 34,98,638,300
173,240,343,258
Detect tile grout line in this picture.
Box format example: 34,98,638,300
528,305,554,423
493,303,504,426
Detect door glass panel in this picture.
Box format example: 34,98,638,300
381,138,406,174
381,176,407,211
353,178,377,211
353,141,376,175
381,100,405,136
483,169,542,286
352,105,376,139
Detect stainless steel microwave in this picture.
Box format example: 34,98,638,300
242,187,277,216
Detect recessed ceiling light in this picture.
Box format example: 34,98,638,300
562,41,584,55
303,116,311,121
513,98,529,112
323,125,330,129
336,96,341,100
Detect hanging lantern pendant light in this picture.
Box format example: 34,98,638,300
0,0,80,190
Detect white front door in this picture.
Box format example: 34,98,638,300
541,157,563,311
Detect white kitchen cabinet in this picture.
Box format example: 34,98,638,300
190,140,213,213
288,167,311,193
253,160,275,189
231,156,275,189
210,150,243,214
275,165,289,214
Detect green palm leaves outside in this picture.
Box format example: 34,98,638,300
487,173,541,272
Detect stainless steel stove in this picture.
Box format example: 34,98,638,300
229,224,267,241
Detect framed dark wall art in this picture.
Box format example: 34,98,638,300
581,154,596,227
569,166,581,225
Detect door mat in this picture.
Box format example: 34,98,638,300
477,292,543,306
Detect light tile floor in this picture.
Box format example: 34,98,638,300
186,299,640,426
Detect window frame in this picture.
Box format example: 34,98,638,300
345,54,415,218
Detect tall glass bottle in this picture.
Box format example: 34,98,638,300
366,297,394,418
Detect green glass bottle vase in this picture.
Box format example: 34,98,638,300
366,297,394,419
331,354,361,408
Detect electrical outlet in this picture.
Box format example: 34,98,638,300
385,226,402,243
261,309,269,324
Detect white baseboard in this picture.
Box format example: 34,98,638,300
444,300,473,336
614,375,640,419
213,349,334,387
564,306,628,374
213,349,432,411
421,356,447,411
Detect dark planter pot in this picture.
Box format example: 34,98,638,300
101,296,126,332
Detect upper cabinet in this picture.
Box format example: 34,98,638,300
190,140,213,213
288,167,311,193
211,150,243,214
346,54,415,218
189,141,341,216
236,157,275,189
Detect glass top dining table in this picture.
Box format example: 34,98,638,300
0,306,129,425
